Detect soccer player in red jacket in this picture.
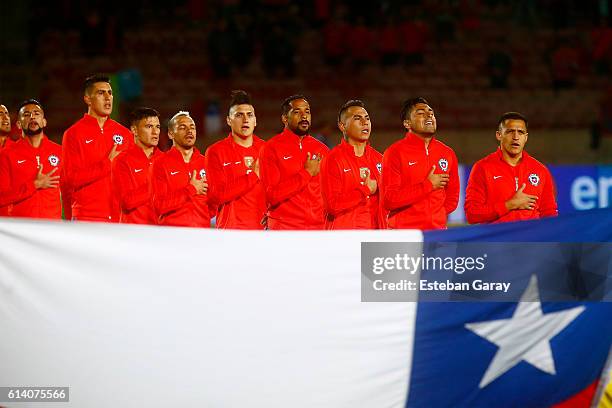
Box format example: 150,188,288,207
0,104,15,216
382,97,459,230
465,112,558,224
152,111,210,227
321,100,384,229
260,95,329,230
61,74,133,222
112,107,162,224
0,99,62,219
205,90,266,229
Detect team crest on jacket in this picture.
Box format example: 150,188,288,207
199,169,206,179
244,156,254,168
528,173,540,186
359,167,370,180
113,134,124,145
376,162,382,174
48,155,59,167
438,158,448,172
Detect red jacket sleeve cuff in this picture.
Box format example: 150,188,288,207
494,201,510,217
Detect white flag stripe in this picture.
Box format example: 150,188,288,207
0,220,421,408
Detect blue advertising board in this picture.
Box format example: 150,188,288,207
450,165,612,224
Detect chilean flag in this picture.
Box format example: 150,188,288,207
419,208,612,407
0,209,609,407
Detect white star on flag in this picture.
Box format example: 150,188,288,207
465,275,585,388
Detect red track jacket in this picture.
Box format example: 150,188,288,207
205,134,266,229
321,140,385,229
0,137,15,152
62,114,132,221
260,128,329,230
382,132,459,230
0,137,16,216
0,136,62,219
152,147,210,227
112,145,162,225
465,149,558,224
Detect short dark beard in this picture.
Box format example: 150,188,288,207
289,125,309,137
23,127,43,137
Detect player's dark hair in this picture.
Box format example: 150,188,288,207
228,90,252,112
281,94,309,116
83,73,111,95
497,112,529,131
17,98,43,113
129,107,159,127
400,97,429,122
338,99,365,123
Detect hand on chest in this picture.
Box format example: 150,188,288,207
402,149,451,179
167,162,206,184
84,132,128,155
339,156,379,185
221,155,252,177
487,168,543,196
278,143,324,172
14,152,60,177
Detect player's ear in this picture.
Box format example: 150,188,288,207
337,120,345,133
41,117,47,128
402,119,411,131
495,130,502,143
281,114,288,127
83,93,91,107
524,132,528,144
16,119,22,130
130,125,138,135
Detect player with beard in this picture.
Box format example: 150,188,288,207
260,95,329,230
382,97,459,230
321,100,384,229
61,74,133,222
205,90,266,229
152,111,210,227
0,99,62,219
465,112,557,223
112,107,163,224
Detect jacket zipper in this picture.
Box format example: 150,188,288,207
298,138,308,223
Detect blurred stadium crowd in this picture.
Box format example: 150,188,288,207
1,0,611,154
